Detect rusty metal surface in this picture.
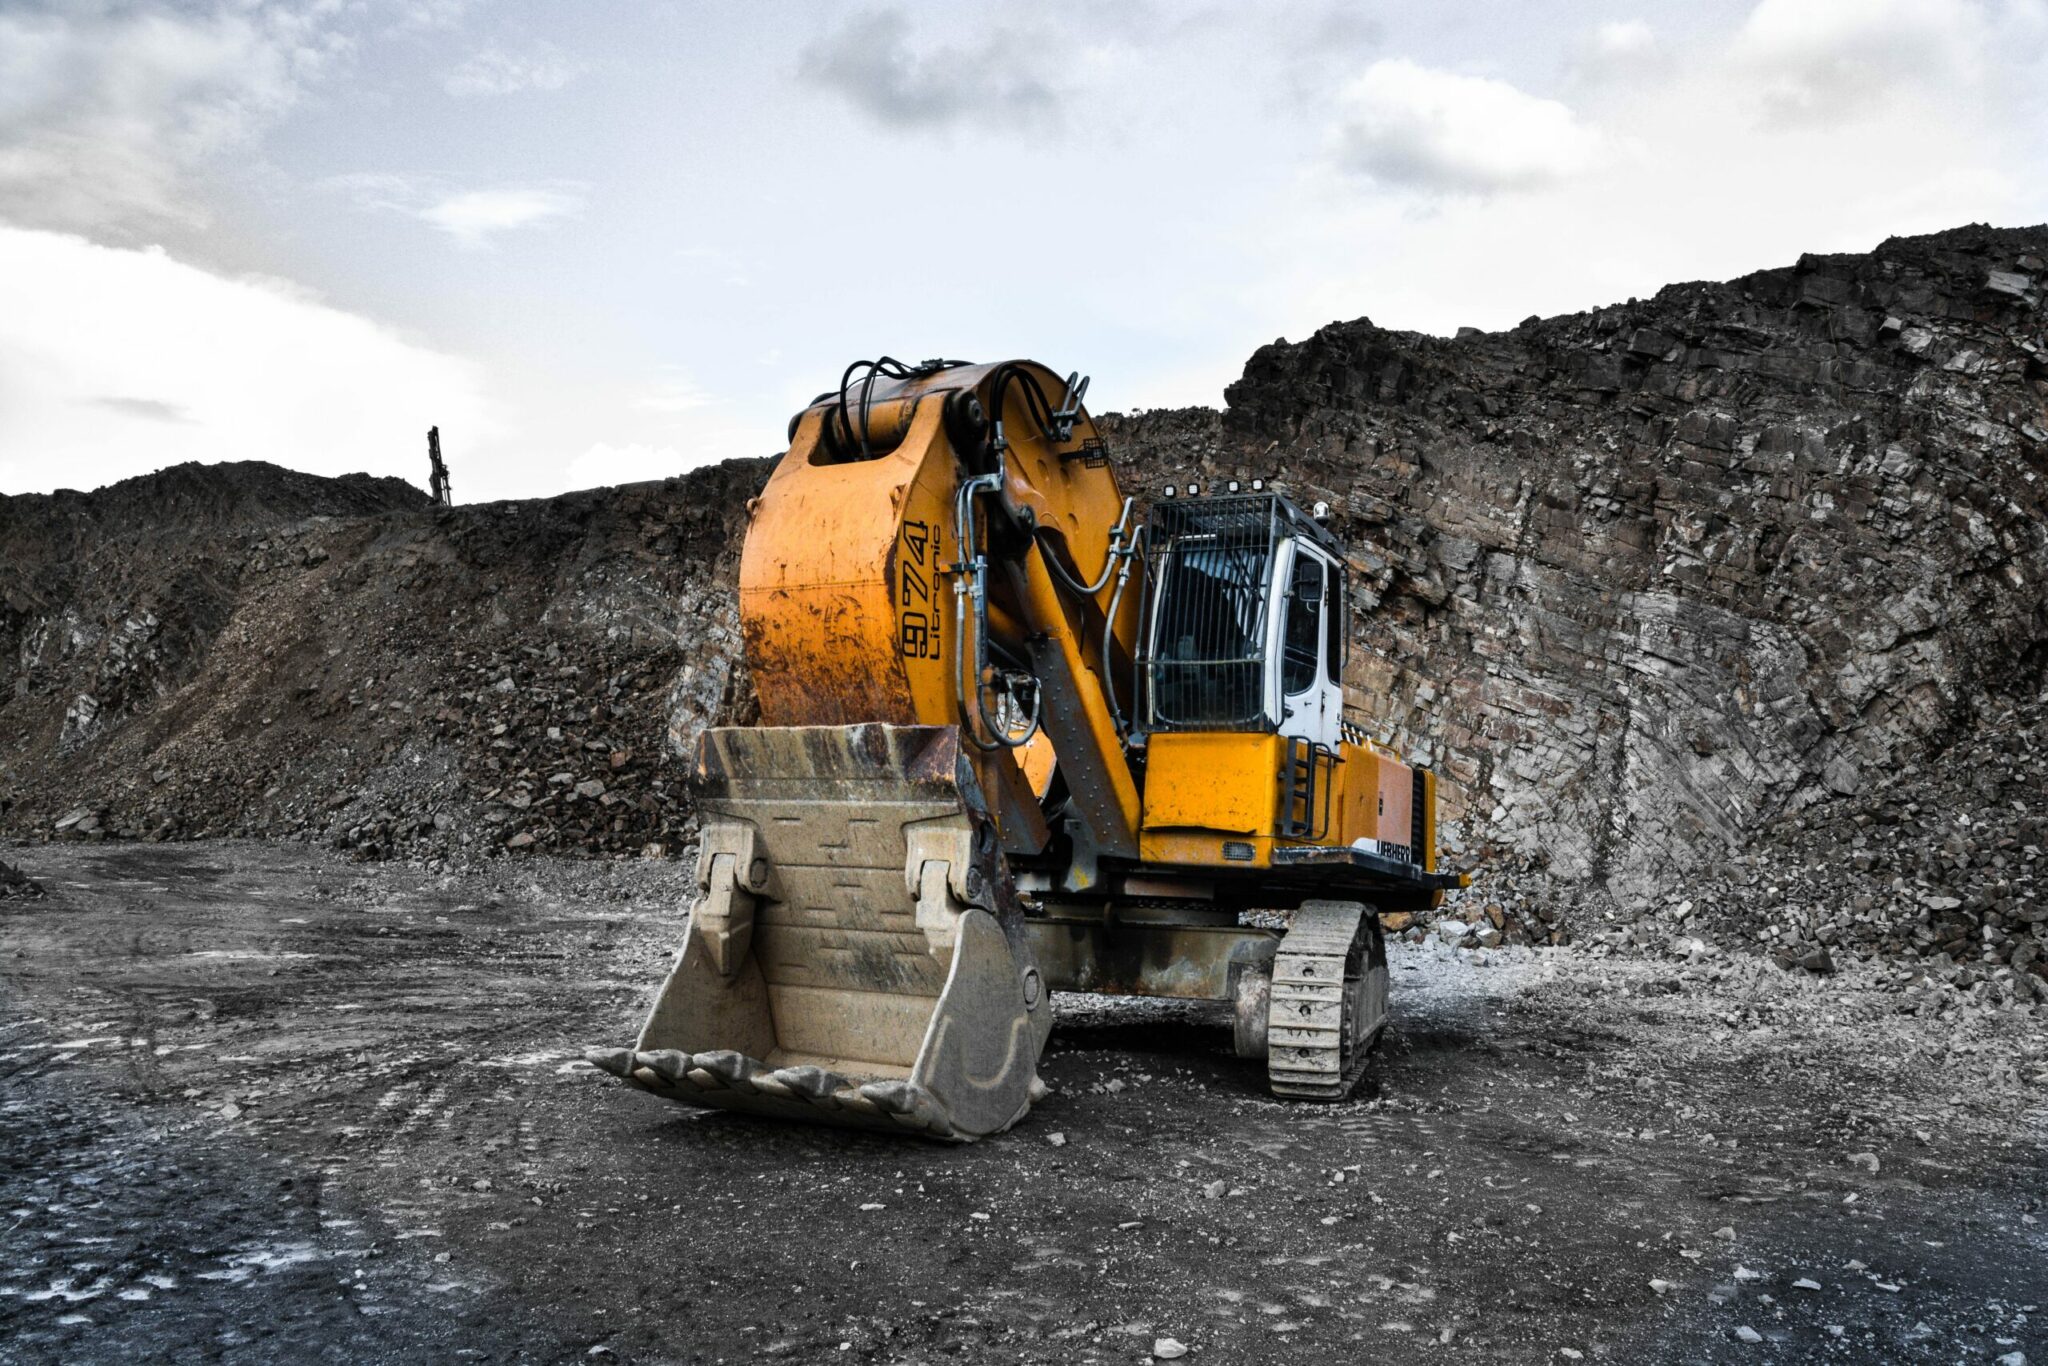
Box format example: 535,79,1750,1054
1025,911,1276,1002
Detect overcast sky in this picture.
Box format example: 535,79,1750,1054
3,0,2046,502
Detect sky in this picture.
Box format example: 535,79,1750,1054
3,0,2046,502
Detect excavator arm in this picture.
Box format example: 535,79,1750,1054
738,359,1144,863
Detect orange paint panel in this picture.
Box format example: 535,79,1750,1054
740,406,958,728
1136,829,1272,870
1378,759,1414,847
1142,732,1283,837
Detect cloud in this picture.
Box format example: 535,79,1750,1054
326,175,585,246
1566,19,1674,92
0,226,492,495
632,371,714,416
444,44,587,97
1580,19,1660,72
419,188,584,246
83,396,195,424
1328,59,1608,196
800,8,1061,131
0,2,343,236
1272,3,2043,347
1592,19,1658,59
386,0,478,35
1300,6,1385,57
1736,0,1990,123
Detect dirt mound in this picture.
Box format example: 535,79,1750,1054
2,457,771,863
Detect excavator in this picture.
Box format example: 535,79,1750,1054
589,358,1465,1140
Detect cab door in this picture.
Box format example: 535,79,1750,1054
1272,539,1342,751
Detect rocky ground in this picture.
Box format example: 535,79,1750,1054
2,840,2042,1365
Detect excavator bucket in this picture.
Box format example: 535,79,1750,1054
588,724,1053,1141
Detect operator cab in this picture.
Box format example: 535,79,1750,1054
1137,490,1346,750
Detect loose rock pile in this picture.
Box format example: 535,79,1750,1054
0,857,43,900
2,458,768,864
1705,692,2048,1010
1412,694,2048,1015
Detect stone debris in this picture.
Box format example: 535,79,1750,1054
1,459,767,865
0,856,45,900
1151,1336,1188,1360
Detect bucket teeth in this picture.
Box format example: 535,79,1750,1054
585,1048,634,1078
760,1065,851,1103
858,1080,955,1137
858,1079,923,1115
693,1050,763,1093
642,1050,694,1086
832,1088,883,1118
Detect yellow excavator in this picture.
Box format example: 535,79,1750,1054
589,358,1465,1140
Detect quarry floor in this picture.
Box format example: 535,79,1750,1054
1,842,2042,1366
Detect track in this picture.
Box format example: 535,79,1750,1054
1266,900,1389,1099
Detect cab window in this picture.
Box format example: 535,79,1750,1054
1281,549,1323,695
1324,566,1345,683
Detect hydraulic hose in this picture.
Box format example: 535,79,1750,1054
1101,523,1145,740
951,469,1042,752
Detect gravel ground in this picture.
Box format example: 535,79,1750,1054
1,841,2042,1364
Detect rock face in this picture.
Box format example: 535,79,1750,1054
1100,224,2048,903
2,226,2044,971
